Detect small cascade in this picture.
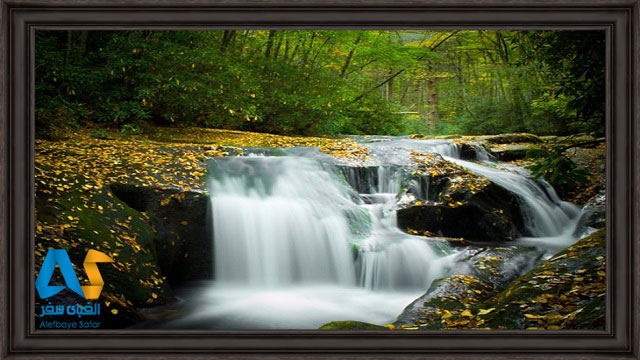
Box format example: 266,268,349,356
208,156,357,286
445,158,580,237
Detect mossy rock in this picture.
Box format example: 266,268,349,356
35,186,175,328
392,230,605,330
110,183,212,285
394,275,494,329
491,146,530,161
470,229,606,330
318,320,387,330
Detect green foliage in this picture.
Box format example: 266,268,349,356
121,123,143,136
525,144,589,193
35,30,605,138
90,129,110,140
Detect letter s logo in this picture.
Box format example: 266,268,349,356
35,249,114,300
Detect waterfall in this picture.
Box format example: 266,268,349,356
208,155,448,291
177,137,585,329
445,158,581,238
208,156,357,286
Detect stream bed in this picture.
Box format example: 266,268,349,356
139,136,585,329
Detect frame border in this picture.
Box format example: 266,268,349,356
1,1,638,358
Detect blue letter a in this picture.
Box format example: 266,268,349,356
35,249,85,299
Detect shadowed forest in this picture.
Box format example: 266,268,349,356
37,30,604,138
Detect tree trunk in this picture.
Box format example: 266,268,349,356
427,78,439,132
220,30,236,53
264,30,276,59
340,34,362,77
386,69,394,101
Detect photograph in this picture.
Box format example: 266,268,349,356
34,29,606,331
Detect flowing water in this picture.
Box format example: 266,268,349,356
159,137,584,329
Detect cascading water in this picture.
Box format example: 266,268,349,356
158,137,584,329
208,156,356,286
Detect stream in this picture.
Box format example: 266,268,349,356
153,136,583,329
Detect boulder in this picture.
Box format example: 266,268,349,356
393,275,493,328
470,229,606,330
393,230,605,330
109,183,212,285
491,146,529,161
397,182,525,242
458,143,495,161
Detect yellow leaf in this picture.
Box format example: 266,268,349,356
67,216,74,221
151,293,158,299
415,201,423,206
383,324,395,330
524,314,541,319
180,221,189,226
477,308,495,316
461,310,473,318
111,309,118,315
441,310,453,319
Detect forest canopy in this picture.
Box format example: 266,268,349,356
35,30,605,139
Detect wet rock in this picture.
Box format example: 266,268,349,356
394,275,493,328
471,229,606,330
459,143,495,161
397,182,525,242
572,189,606,237
491,146,529,161
393,245,543,328
109,183,212,285
318,320,387,330
394,230,605,330
451,246,545,290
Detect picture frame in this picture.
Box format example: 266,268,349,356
1,0,638,357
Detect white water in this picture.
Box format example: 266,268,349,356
166,138,583,329
209,156,357,286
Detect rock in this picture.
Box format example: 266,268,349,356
393,245,542,328
109,183,212,285
458,143,495,161
482,133,542,144
451,246,545,290
394,230,605,330
318,320,387,330
491,146,529,161
397,182,525,242
394,275,493,328
572,189,606,237
469,229,606,330
337,165,403,194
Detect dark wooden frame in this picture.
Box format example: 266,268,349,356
1,0,638,358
